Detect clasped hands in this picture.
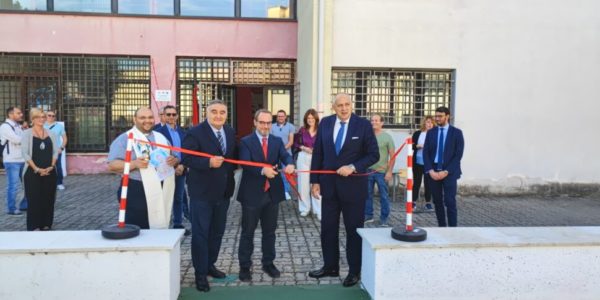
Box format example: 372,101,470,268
429,170,449,181
36,166,54,176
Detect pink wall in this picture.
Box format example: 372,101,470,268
0,13,297,174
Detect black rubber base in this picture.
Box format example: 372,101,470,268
391,226,427,242
101,224,141,239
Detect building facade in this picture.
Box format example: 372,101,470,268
2,0,599,193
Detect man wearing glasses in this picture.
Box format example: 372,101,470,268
423,106,464,227
157,105,190,236
44,110,68,190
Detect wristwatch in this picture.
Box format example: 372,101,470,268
348,164,356,173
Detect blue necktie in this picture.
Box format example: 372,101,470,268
217,131,226,154
437,127,445,170
335,122,346,155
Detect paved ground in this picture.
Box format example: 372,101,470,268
1,174,600,288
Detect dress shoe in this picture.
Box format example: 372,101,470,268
308,267,339,279
262,264,281,278
208,265,226,279
342,273,360,287
195,276,210,292
239,267,252,282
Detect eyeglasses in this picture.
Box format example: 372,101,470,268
165,113,177,117
257,121,272,126
47,115,55,117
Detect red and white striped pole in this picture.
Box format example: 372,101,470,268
391,135,427,242
117,132,134,228
405,137,414,232
101,132,140,239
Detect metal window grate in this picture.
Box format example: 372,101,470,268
0,53,150,152
331,69,454,129
232,60,294,85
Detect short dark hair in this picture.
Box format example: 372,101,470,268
6,106,19,115
162,105,177,113
303,108,319,130
254,109,272,121
277,110,287,116
435,106,451,115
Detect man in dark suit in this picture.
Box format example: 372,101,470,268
182,100,238,292
423,106,464,227
157,105,190,236
308,93,379,287
237,109,295,282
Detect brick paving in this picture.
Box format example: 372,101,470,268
1,174,599,288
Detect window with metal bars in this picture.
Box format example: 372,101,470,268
0,53,150,152
331,69,454,130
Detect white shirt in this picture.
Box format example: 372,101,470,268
0,119,24,163
333,117,350,148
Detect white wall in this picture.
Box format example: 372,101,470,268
330,0,600,187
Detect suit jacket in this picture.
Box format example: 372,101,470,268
237,133,294,205
182,121,238,201
423,125,464,180
157,124,187,151
310,114,379,201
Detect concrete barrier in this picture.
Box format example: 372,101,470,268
0,229,183,300
358,227,600,300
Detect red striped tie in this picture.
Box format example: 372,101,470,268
262,137,270,191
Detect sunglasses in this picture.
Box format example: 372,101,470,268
165,113,177,117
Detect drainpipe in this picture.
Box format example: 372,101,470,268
316,0,325,116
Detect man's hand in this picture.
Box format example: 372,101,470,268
385,171,393,183
131,157,149,170
284,164,295,174
262,167,278,179
438,170,449,180
175,164,185,176
311,183,321,199
337,165,354,177
166,155,179,167
209,156,225,168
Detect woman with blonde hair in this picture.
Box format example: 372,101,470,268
293,109,320,220
412,116,434,211
21,108,59,231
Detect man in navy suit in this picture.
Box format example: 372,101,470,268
182,100,238,292
308,94,379,287
423,106,464,227
157,105,190,235
237,109,295,282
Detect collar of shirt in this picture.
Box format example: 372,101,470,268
6,119,19,127
209,123,224,136
167,124,178,132
439,124,450,131
335,116,350,127
255,130,268,144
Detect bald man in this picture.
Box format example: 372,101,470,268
107,107,179,228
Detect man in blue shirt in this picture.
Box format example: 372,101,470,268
270,110,295,200
44,110,68,190
157,105,190,235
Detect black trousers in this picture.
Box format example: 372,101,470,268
117,179,149,229
412,164,431,203
238,192,279,268
321,189,365,275
190,197,230,278
24,169,57,231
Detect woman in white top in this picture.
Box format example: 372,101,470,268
411,116,434,211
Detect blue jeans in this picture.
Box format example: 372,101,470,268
56,152,64,185
365,171,390,222
172,174,186,226
4,162,28,213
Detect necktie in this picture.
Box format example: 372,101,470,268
262,137,270,191
335,121,346,155
437,127,445,170
217,130,226,154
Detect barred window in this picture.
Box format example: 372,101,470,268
331,69,454,129
0,53,150,152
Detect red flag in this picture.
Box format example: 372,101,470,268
192,82,199,126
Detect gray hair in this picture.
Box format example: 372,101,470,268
207,99,226,108
332,93,352,105
254,109,272,121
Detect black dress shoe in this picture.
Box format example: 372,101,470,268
239,267,252,282
308,267,339,279
262,264,281,278
195,276,210,292
342,273,360,287
208,266,226,279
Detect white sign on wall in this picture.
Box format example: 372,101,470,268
155,90,172,102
